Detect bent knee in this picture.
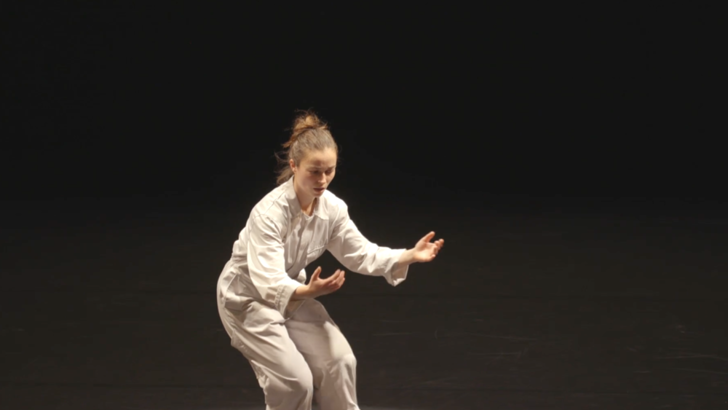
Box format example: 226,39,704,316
340,352,357,369
263,372,313,409
270,369,314,397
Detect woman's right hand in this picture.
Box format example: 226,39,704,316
294,267,346,299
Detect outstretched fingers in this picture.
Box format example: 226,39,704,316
420,231,436,243
426,237,444,260
310,266,322,282
321,270,335,284
322,269,341,283
333,270,346,289
323,269,345,291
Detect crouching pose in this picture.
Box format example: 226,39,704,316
216,110,444,410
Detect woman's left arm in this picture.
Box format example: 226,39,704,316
397,231,445,266
326,203,444,286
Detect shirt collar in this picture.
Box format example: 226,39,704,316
284,176,328,220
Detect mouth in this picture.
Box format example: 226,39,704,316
314,187,326,193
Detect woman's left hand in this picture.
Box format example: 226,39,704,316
411,231,444,263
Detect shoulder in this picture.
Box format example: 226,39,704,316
250,184,293,228
319,189,349,221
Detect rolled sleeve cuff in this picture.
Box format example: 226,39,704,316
385,248,409,287
274,278,304,317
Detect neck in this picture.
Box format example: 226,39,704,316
292,176,315,214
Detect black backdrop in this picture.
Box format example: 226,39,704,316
2,5,728,409
3,4,725,211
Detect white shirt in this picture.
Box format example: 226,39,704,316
218,177,409,317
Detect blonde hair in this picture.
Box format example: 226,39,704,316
276,110,338,185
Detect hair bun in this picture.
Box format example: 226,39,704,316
291,110,328,140
284,111,326,148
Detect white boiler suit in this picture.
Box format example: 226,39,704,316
216,177,409,410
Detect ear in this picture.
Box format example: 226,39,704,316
289,158,296,173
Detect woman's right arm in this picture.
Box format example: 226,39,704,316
246,214,303,316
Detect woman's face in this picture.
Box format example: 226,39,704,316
291,148,337,200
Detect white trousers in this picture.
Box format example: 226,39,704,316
218,297,359,410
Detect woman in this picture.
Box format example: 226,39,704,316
216,110,444,410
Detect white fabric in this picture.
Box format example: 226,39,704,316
216,176,409,410
217,289,358,410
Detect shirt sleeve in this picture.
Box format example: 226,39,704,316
326,203,408,286
247,214,302,316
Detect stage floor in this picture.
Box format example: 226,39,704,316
1,201,727,409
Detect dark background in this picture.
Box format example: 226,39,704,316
1,4,727,410
3,4,724,210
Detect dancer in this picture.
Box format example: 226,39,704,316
216,110,444,410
